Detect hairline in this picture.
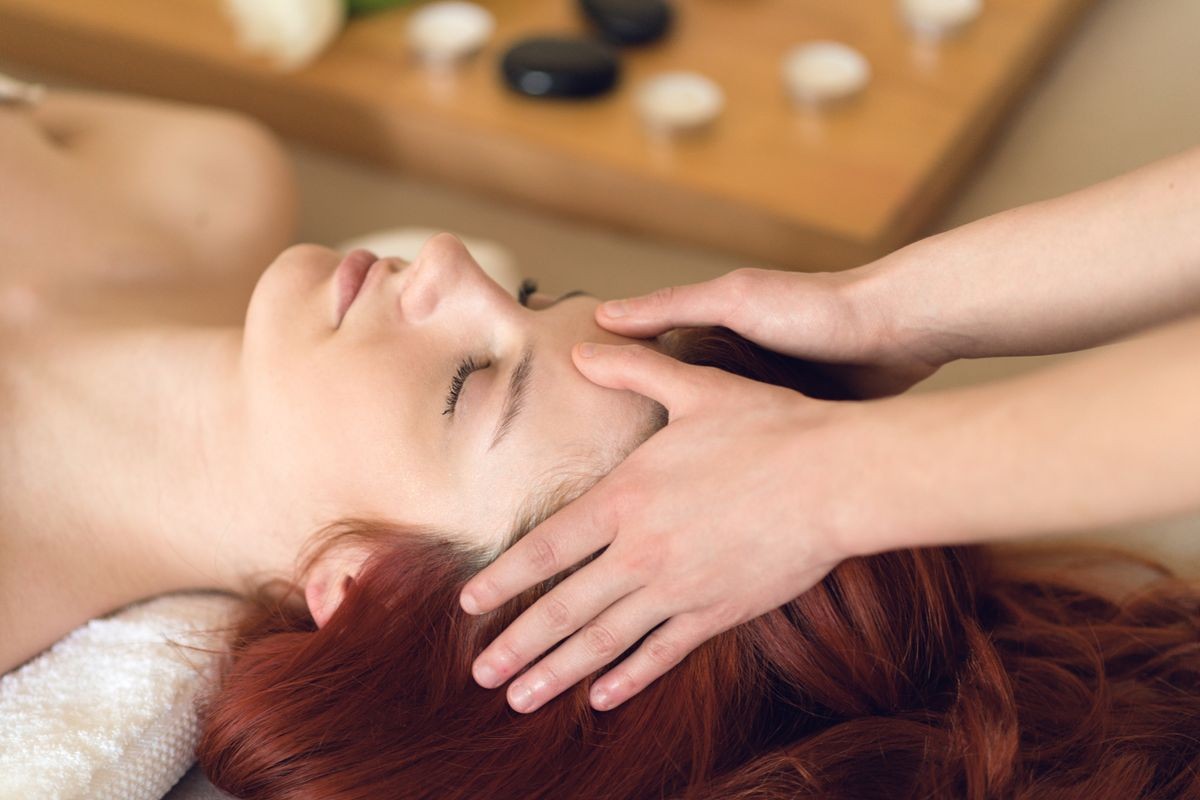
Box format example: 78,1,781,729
497,396,667,560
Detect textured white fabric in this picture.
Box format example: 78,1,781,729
0,593,239,800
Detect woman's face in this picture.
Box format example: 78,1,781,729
241,234,657,615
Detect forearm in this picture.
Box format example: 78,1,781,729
854,147,1200,363
851,314,1200,555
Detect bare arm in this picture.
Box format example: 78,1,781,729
596,147,1200,398
849,312,1200,554
857,147,1200,364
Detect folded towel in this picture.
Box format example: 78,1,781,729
0,593,239,800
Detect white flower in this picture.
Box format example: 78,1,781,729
223,0,347,71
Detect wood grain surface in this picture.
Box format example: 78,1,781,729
0,0,1094,269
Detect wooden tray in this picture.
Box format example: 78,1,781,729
0,0,1093,270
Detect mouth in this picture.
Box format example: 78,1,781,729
333,248,379,327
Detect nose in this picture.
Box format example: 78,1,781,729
399,233,509,323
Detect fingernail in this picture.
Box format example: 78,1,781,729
578,342,597,358
601,300,629,318
473,660,500,689
460,590,481,615
509,683,536,713
591,686,613,711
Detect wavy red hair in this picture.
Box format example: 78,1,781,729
197,329,1200,799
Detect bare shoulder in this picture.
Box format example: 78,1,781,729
55,94,301,280
0,91,298,294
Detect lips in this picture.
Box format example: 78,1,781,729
333,248,379,327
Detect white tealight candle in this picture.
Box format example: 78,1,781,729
782,41,871,107
899,0,983,40
636,71,725,134
407,1,495,65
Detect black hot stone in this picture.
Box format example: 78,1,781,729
579,0,673,46
500,37,620,99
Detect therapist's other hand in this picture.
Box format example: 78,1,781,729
596,267,943,398
461,343,861,713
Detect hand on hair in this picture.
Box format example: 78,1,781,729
460,343,872,713
594,267,944,398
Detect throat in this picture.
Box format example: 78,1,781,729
0,319,267,673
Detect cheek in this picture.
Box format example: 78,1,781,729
272,359,448,521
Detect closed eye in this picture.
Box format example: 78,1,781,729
443,355,489,416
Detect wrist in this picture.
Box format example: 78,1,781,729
830,389,980,559
843,240,969,369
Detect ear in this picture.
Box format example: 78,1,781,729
304,544,372,628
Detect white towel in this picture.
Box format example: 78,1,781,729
0,593,239,800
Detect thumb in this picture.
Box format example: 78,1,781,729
573,343,719,416
595,277,735,338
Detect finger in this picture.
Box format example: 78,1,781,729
595,277,736,338
460,480,618,615
504,588,667,713
587,611,717,711
573,343,723,416
471,554,643,690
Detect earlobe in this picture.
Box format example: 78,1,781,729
304,547,370,628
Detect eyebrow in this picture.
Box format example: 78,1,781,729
551,289,592,305
485,291,591,450
489,345,534,451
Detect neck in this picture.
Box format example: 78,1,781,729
1,320,286,667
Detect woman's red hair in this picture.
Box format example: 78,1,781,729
197,329,1200,799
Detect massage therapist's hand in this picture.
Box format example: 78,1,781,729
460,343,869,713
594,267,946,398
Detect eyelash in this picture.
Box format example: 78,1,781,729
444,283,575,417
444,355,490,416
517,278,537,308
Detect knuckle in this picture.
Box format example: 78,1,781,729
581,622,621,659
721,269,766,328
526,535,560,573
723,268,761,297
611,540,660,580
536,661,563,692
610,480,647,517
706,602,743,631
648,285,677,309
694,363,729,390
607,668,642,695
617,344,651,366
492,639,526,670
644,634,681,668
538,596,574,634
472,574,503,605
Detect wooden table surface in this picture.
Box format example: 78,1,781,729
0,0,1094,270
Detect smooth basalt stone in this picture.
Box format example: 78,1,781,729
500,36,620,99
579,0,673,46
